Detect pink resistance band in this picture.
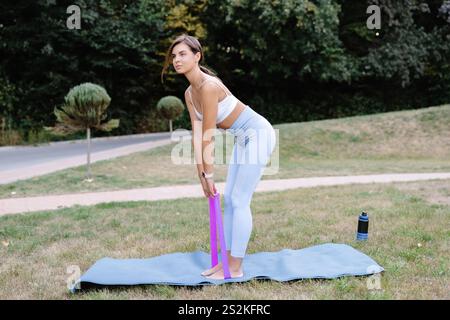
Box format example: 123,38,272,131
208,192,231,279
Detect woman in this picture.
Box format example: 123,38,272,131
161,34,276,280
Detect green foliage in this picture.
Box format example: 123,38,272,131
0,129,22,146
204,0,355,83
46,83,119,135
135,109,170,133
358,0,445,87
1,0,449,141
157,96,185,120
0,76,17,117
164,0,208,38
0,0,170,134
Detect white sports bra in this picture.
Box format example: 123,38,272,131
187,77,239,123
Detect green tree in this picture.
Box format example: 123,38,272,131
45,83,119,181
0,0,169,134
203,0,354,82
157,96,185,134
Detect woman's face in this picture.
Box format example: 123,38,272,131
171,42,199,74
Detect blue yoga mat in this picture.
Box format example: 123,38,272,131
71,243,384,292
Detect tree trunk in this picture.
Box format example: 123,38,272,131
86,127,91,180
169,119,173,134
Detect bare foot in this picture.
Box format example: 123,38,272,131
205,267,243,280
201,262,223,276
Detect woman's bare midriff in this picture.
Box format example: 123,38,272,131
217,101,246,130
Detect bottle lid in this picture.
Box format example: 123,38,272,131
359,212,369,221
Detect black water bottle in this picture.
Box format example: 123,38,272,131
356,211,369,241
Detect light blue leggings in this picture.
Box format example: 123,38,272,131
223,106,276,258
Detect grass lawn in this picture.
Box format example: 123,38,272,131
0,178,448,299
1,104,450,198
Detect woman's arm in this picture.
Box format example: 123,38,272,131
184,89,204,179
198,83,219,176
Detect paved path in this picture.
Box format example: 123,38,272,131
1,172,449,216
0,132,176,184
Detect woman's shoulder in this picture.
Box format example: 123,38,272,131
200,77,227,95
200,75,224,87
199,80,220,92
185,76,226,98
